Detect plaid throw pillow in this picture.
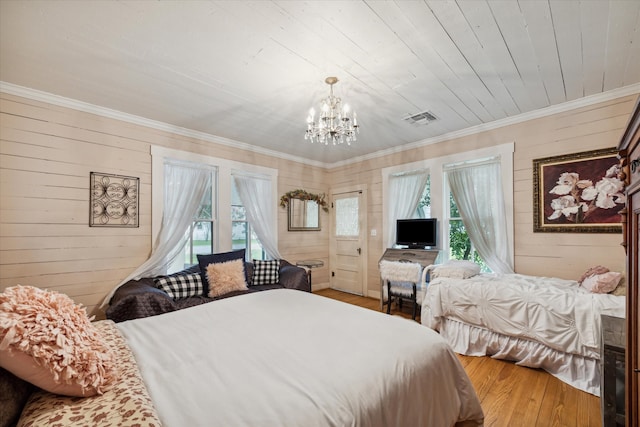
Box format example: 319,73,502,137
154,272,204,300
251,259,280,286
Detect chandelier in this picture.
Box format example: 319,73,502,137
305,77,359,145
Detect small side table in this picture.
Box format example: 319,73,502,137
296,260,324,288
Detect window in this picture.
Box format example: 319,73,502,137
444,177,489,271
444,156,513,273
382,142,514,268
184,177,216,268
335,196,360,236
231,181,266,260
168,168,217,273
385,169,430,247
152,145,279,274
417,175,431,218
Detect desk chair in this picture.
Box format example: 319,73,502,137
379,260,423,320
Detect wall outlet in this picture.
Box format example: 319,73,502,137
370,229,377,236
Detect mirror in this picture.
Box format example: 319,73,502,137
288,198,320,231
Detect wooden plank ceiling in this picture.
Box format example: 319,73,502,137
0,0,639,165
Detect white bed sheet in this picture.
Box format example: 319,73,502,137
117,289,483,427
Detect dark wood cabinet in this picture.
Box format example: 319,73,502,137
617,94,640,427
602,314,626,426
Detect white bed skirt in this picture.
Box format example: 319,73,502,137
439,318,601,396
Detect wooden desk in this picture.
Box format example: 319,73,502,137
378,248,440,267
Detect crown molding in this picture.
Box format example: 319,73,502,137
2,81,638,171
0,81,328,169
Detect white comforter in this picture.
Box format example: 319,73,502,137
422,273,625,358
117,289,483,427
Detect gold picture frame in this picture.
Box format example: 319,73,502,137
533,148,624,233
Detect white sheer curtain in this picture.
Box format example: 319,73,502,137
101,161,212,307
233,173,282,260
445,158,514,274
386,170,430,247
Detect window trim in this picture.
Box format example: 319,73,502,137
381,142,514,266
151,145,279,254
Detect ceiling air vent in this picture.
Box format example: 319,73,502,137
403,110,437,125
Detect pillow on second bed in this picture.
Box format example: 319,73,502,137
581,271,623,294
430,260,480,279
577,265,624,294
577,265,610,284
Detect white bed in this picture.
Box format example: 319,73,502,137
115,289,484,427
421,273,625,396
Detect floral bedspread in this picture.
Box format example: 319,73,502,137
17,320,161,427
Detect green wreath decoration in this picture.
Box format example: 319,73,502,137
280,189,329,213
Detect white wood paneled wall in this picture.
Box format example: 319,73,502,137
1,89,637,311
0,93,152,317
0,92,330,317
330,94,638,297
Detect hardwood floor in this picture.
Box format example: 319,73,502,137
314,288,602,427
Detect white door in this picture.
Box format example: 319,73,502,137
330,188,366,295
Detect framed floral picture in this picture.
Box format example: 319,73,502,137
533,148,625,233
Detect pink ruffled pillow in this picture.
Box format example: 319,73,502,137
581,272,623,294
578,265,610,284
0,285,118,397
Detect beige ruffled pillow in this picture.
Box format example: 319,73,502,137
0,286,118,397
206,259,248,297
